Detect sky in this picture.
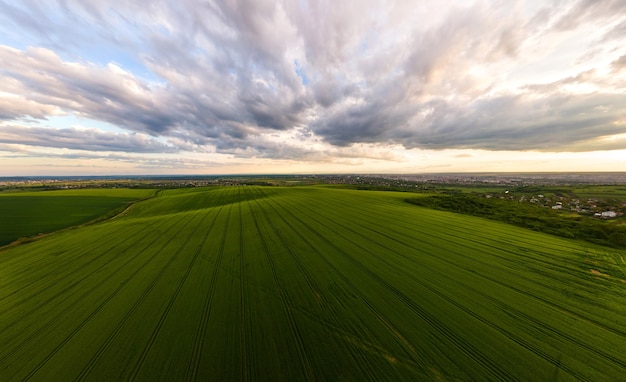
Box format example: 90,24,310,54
0,0,625,176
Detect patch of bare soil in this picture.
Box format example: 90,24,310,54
590,269,611,278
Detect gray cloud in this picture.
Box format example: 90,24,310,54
555,0,626,31
602,19,626,42
0,125,176,153
403,93,626,151
611,55,626,73
0,0,625,159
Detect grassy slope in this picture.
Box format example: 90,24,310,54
0,186,625,381
0,189,156,246
406,194,626,248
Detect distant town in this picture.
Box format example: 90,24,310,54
2,172,625,220
2,172,626,187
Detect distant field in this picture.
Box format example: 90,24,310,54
0,188,155,246
1,186,625,380
571,185,626,201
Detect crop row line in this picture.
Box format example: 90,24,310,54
0,219,155,309
286,190,625,379
300,191,586,276
278,190,516,380
238,188,251,382
314,195,626,341
246,187,317,380
296,204,588,380
298,190,586,265
186,201,233,381
257,187,433,379
1,222,153,337
127,204,223,380
255,187,400,378
298,191,618,333
17,211,192,381
0,213,176,371
73,211,207,381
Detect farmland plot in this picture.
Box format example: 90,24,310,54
0,188,155,246
1,185,625,381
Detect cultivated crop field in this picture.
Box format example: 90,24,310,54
0,188,155,246
1,186,625,380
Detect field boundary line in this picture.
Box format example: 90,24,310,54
0,190,160,253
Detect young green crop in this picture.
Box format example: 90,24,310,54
1,186,625,380
0,188,155,246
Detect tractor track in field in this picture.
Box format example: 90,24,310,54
307,192,586,264
303,195,626,340
316,195,626,340
256,188,398,378
337,201,626,376
187,203,232,381
286,193,618,380
250,188,328,312
127,206,221,381
0,216,171,368
257,190,392,379
238,190,251,382
313,212,598,378
73,212,205,382
277,194,515,381
0,225,149,331
288,196,593,380
260,190,432,380
7,186,626,381
305,194,583,273
292,303,423,370
246,188,316,381
15,213,191,381
336,191,586,255
415,259,626,375
0,219,160,308
0,231,114,291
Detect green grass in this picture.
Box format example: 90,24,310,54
571,185,626,201
406,193,626,248
0,188,155,246
1,186,625,380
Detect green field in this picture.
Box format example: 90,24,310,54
1,186,625,380
0,189,156,246
571,185,626,201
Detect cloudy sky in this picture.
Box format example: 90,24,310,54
1,0,625,175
